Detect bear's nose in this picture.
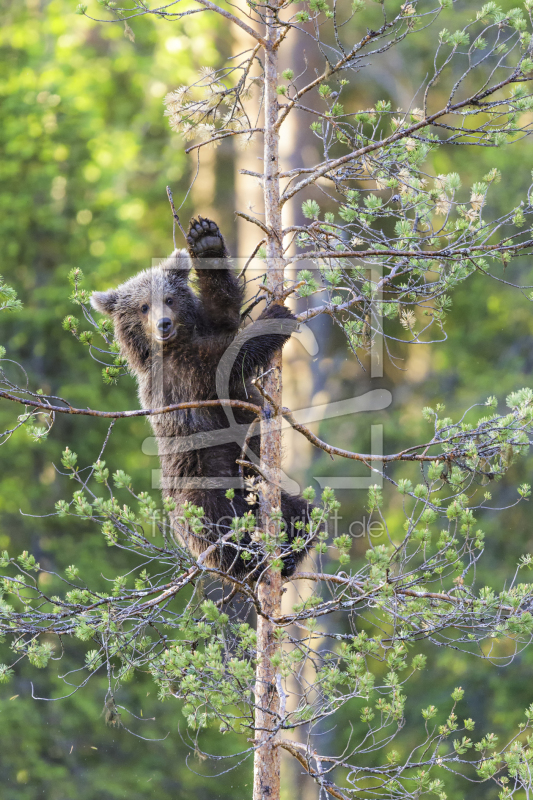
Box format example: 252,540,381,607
157,317,172,333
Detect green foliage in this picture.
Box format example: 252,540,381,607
27,642,54,669
0,277,22,313
3,0,533,797
302,199,320,219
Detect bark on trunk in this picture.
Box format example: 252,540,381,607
253,7,284,799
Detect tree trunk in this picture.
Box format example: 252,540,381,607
253,8,284,800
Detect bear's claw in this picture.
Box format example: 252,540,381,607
187,217,227,258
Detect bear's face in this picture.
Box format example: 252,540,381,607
91,251,199,367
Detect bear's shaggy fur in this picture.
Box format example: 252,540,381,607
91,218,314,581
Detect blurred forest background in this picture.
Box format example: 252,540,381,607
1,0,533,798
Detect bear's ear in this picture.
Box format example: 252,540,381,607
90,290,118,315
161,249,190,284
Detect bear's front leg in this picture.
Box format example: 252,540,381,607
229,302,299,381
187,217,243,331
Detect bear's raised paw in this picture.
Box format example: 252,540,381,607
187,217,228,259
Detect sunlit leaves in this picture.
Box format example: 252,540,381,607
302,199,320,219
0,278,22,313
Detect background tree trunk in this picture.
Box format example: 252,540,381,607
276,29,322,800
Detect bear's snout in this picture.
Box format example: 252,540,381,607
155,316,175,341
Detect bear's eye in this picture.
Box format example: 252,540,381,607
165,297,174,306
141,304,149,314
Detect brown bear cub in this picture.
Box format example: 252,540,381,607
91,218,315,582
